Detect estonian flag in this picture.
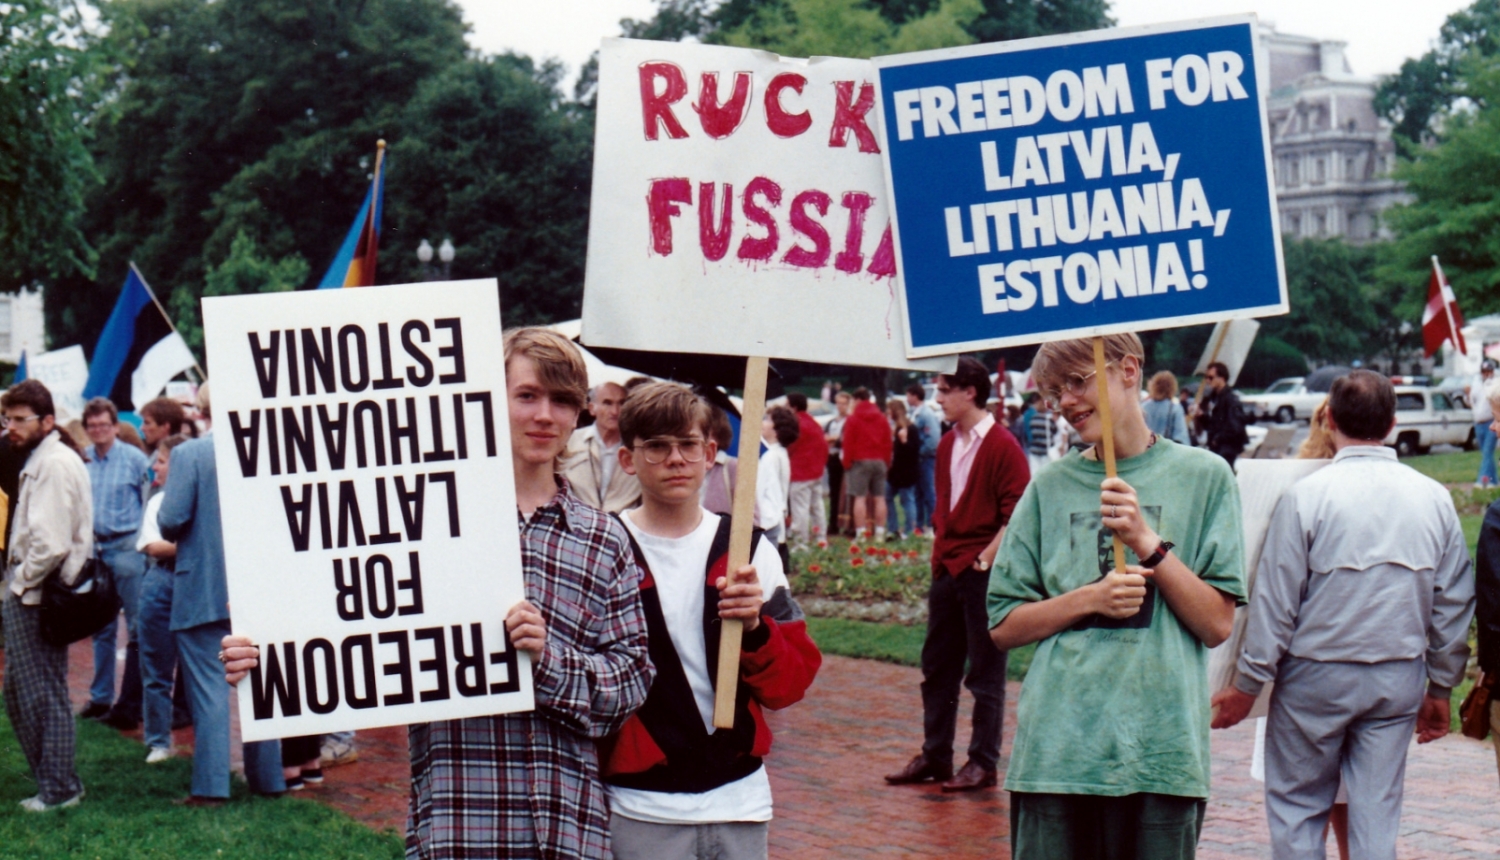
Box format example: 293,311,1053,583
83,264,198,410
319,140,387,289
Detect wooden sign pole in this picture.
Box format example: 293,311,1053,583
713,355,769,729
1092,338,1127,573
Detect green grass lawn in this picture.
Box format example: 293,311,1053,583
806,616,1035,682
0,705,403,859
1408,449,1482,485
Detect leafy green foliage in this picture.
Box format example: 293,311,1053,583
1378,62,1500,323
174,231,310,350
52,0,469,350
382,56,596,325
1269,237,1381,363
0,0,101,294
1374,0,1500,144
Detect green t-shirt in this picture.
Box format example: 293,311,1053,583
987,438,1245,799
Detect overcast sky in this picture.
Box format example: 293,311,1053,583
454,0,1471,86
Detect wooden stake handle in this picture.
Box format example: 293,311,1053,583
1093,338,1127,573
713,355,769,729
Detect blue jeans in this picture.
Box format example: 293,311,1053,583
177,620,283,797
139,565,177,750
885,483,918,534
916,455,937,530
1479,421,1498,486
89,534,147,706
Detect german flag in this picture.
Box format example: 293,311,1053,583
318,140,386,289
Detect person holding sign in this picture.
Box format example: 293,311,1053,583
224,328,653,858
602,382,821,858
986,334,1244,859
886,358,1027,793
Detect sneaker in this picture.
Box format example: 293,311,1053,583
300,767,324,784
284,776,305,792
320,737,359,767
146,746,174,764
20,790,82,812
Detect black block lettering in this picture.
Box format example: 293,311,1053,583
378,630,415,707
304,638,340,714
341,634,378,709
414,626,451,703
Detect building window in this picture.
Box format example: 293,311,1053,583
1288,159,1300,185
1288,213,1302,235
1314,212,1327,235
1315,158,1326,183
1345,156,1356,179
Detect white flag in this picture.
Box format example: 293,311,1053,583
131,332,196,408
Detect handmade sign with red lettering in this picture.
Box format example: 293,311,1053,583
202,280,533,741
583,38,950,372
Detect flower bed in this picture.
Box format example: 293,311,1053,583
788,536,932,608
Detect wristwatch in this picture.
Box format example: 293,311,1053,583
1140,541,1174,569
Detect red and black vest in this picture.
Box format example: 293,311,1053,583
605,514,769,794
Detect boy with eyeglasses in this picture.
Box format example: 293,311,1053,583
986,334,1245,860
602,382,821,859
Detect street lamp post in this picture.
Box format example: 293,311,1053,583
416,237,455,281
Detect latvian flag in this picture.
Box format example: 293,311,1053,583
1422,256,1467,358
318,140,386,289
82,264,198,410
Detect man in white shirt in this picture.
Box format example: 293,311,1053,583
1469,360,1497,488
605,382,821,859
561,381,641,511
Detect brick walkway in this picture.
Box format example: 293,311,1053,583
33,639,1500,856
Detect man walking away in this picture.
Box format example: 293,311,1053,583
785,393,828,547
79,397,151,730
887,358,1028,793
1213,370,1474,860
841,388,892,542
1195,362,1249,467
3,380,91,811
561,381,641,512
907,384,941,536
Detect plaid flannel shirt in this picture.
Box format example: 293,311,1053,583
407,482,653,859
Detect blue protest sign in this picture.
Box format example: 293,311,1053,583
874,16,1286,358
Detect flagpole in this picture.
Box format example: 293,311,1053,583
129,261,207,379
1433,255,1465,358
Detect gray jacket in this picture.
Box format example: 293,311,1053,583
157,433,228,631
1236,445,1475,696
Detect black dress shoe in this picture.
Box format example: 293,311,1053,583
100,710,139,731
78,703,111,721
884,753,953,785
940,761,998,793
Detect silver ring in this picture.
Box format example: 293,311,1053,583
1111,505,1118,518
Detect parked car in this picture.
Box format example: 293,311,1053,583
1384,386,1475,457
1433,375,1472,409
1239,377,1326,423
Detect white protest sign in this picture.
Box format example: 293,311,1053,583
27,345,88,422
583,38,953,371
202,280,532,741
1194,318,1260,386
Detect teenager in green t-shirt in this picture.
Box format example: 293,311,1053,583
987,333,1246,860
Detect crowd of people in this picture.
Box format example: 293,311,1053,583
0,328,1493,860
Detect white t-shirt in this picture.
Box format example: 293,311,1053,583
611,508,787,824
136,493,165,552
755,443,790,533
1472,374,1495,423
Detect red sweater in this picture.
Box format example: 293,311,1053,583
933,422,1030,577
841,400,893,468
788,411,829,482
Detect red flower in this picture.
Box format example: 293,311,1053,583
808,564,823,574
907,550,920,559
849,545,862,555
816,540,829,549
850,558,865,567
885,557,895,566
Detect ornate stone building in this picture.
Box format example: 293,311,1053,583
1262,27,1407,244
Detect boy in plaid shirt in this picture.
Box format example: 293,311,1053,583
226,328,653,858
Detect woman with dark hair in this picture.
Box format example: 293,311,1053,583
886,399,920,540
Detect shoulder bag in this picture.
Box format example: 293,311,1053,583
39,554,121,648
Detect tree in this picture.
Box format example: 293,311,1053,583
1378,61,1500,326
382,55,596,324
175,231,308,351
0,0,100,294
52,0,468,350
1267,237,1380,365
1374,0,1500,144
